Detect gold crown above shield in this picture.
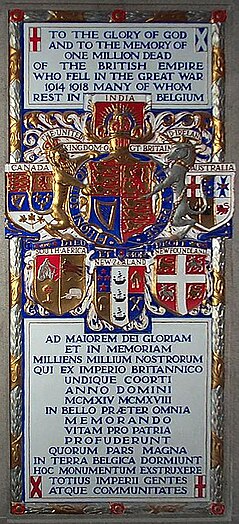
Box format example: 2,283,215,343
84,101,154,144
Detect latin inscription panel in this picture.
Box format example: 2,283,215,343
25,318,210,501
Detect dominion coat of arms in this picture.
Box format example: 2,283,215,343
6,99,234,246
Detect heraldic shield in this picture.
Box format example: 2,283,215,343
95,263,145,327
6,165,53,233
70,101,163,245
34,253,86,315
153,252,207,315
87,155,157,243
186,169,234,232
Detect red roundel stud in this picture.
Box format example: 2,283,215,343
109,502,126,514
12,503,26,514
211,10,227,23
111,9,127,22
9,9,25,22
210,502,226,516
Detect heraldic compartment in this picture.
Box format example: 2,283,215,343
7,6,234,519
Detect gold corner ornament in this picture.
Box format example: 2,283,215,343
212,352,224,389
10,274,21,308
48,10,85,21
212,46,225,84
212,270,225,306
9,47,21,84
52,504,89,514
212,117,225,158
9,117,21,157
211,431,223,468
148,504,185,514
146,11,188,23
9,44,21,157
11,433,22,469
10,354,21,390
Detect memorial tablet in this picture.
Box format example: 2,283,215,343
7,6,235,519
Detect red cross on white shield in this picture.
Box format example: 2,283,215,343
194,475,206,497
29,27,41,52
186,175,202,198
155,253,207,315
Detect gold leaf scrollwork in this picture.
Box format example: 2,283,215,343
146,11,188,22
10,116,21,155
10,354,21,390
48,11,85,21
52,505,88,514
212,46,225,84
212,352,224,389
9,47,21,83
211,431,223,468
11,433,22,469
212,269,225,306
212,117,225,157
148,505,184,514
10,274,21,308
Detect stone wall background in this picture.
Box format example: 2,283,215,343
0,1,238,522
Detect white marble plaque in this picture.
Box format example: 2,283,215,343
24,23,212,109
24,318,211,502
7,6,233,519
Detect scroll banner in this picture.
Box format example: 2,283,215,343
8,7,233,519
